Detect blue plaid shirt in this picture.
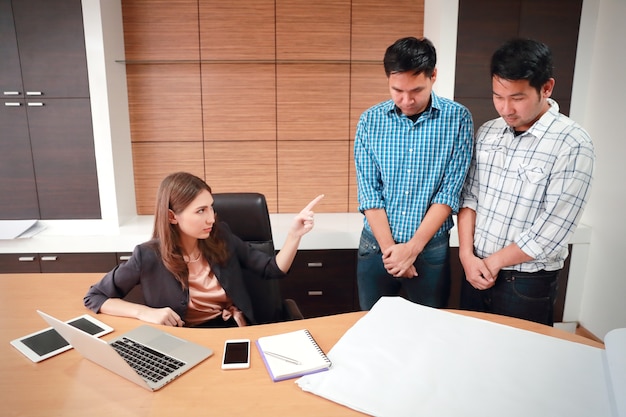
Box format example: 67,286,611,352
355,93,474,243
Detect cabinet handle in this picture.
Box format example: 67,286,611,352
26,91,42,96
119,255,131,261
18,256,36,262
308,291,323,296
307,262,323,268
27,102,44,107
4,102,21,107
3,91,20,96
40,256,58,262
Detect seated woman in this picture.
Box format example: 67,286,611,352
84,172,323,328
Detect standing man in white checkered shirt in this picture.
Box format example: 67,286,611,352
458,38,595,325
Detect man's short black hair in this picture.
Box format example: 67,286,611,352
491,38,554,92
383,37,437,78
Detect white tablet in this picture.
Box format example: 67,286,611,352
10,314,113,363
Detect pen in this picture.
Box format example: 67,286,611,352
264,351,301,365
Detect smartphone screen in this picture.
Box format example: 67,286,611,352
222,339,250,369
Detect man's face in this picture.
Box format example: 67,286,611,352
388,69,437,117
492,76,555,131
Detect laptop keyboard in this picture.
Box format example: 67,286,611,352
111,337,186,383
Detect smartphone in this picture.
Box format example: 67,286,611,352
221,339,250,369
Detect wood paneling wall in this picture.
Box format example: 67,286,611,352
454,0,583,129
122,0,424,214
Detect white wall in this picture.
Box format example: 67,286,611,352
570,0,626,338
82,0,135,225
424,0,459,99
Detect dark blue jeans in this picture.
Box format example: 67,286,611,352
357,228,450,310
460,269,560,326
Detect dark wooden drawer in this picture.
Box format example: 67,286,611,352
116,252,133,265
0,253,41,273
281,249,357,318
38,253,117,273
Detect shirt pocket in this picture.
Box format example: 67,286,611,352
516,163,548,201
517,164,548,184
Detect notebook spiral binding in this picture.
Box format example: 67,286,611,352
305,329,332,366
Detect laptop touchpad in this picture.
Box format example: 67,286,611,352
149,334,186,353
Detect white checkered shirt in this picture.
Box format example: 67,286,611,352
460,100,595,272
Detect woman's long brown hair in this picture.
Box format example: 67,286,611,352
152,172,229,288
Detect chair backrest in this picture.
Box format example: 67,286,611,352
212,192,274,255
212,192,284,324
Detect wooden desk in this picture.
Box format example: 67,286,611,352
0,274,603,417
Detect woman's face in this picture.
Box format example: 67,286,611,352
169,189,215,241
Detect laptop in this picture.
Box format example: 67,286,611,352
37,310,213,391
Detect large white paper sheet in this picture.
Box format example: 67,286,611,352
0,220,39,239
605,328,626,417
296,297,613,417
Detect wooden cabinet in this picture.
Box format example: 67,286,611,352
0,0,100,220
0,254,41,273
0,248,358,317
117,253,133,265
0,253,117,273
0,98,39,219
281,249,357,318
0,245,571,323
38,253,117,273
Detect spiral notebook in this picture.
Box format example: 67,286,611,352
256,329,332,382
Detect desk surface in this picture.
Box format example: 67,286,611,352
0,273,603,417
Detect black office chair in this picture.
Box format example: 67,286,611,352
212,192,304,324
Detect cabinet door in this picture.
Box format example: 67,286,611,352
27,98,101,219
0,254,40,273
0,100,39,219
281,249,357,318
117,252,133,265
0,1,37,219
11,0,90,98
0,0,99,220
0,0,23,95
39,253,117,273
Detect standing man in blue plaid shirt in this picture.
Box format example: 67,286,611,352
458,39,595,325
354,37,474,310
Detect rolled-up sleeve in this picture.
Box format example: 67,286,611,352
355,114,385,213
515,142,595,260
431,110,474,213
